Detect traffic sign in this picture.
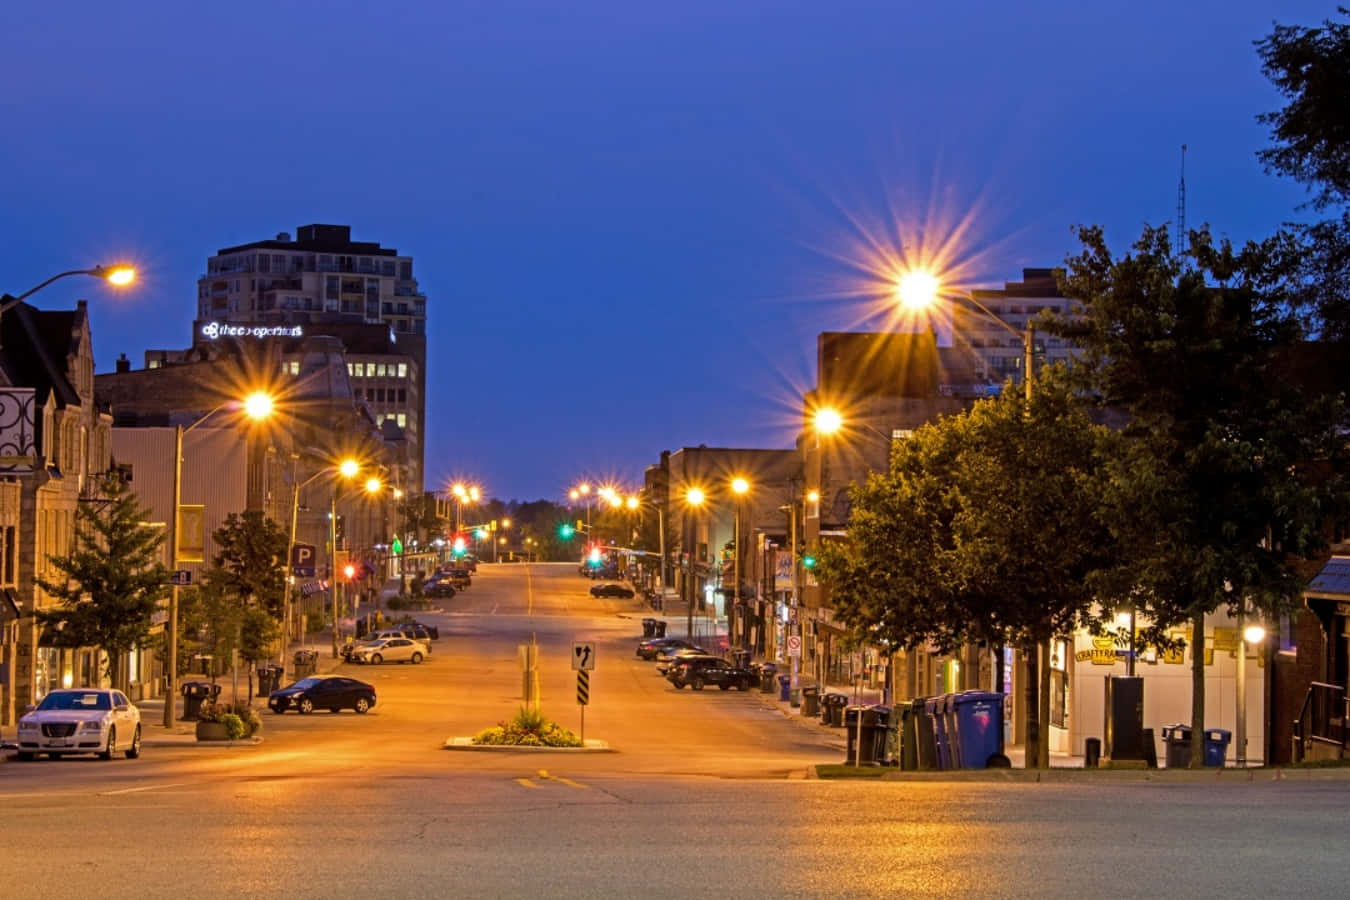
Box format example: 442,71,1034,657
786,635,802,658
572,642,596,671
576,670,590,706
169,569,192,586
291,542,317,578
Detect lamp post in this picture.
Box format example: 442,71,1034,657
1,265,137,318
683,487,706,641
730,477,750,649
162,390,274,728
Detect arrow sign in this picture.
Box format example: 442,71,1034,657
571,642,595,671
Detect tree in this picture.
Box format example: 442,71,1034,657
37,474,168,687
1256,9,1350,342
1054,224,1342,765
209,511,288,618
819,367,1115,768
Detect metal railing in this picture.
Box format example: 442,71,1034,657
1293,681,1347,761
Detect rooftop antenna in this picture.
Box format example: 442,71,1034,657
1175,144,1187,257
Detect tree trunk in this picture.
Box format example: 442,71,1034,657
1023,641,1041,769
1039,639,1052,769
1189,610,1206,768
107,652,120,691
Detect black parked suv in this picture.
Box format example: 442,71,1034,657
667,657,756,691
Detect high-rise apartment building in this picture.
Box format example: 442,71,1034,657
189,224,428,489
954,267,1081,382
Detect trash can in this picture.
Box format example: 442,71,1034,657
255,665,276,695
942,694,963,768
293,649,319,680
914,698,937,770
1085,737,1102,768
641,618,656,638
951,691,1009,769
824,693,848,727
801,685,820,718
180,681,214,721
844,706,867,764
1203,729,1231,767
868,705,893,766
1162,723,1192,768
654,620,668,638
758,662,778,693
730,649,751,670
777,673,791,702
899,700,920,770
926,697,950,769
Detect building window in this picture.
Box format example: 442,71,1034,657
397,363,407,378
148,360,160,369
366,389,375,402
377,364,387,377
399,261,412,280
326,276,339,300
396,414,406,428
289,361,300,375
3,525,15,585
365,363,375,378
397,389,406,403
348,363,357,377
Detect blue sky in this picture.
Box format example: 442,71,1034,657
0,1,1328,500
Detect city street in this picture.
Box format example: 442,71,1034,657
2,563,1347,897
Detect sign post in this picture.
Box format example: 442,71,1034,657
573,641,594,746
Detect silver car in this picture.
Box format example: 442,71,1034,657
351,636,429,665
15,689,142,761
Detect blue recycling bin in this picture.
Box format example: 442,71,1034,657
952,691,1009,769
777,674,791,702
926,696,951,769
1203,729,1231,767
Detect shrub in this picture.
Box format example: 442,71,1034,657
197,699,261,738
386,595,406,611
471,706,582,748
221,713,247,741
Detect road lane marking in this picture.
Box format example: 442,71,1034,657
515,778,539,789
100,782,189,796
537,769,586,789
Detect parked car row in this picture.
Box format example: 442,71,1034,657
635,637,758,691
424,567,472,598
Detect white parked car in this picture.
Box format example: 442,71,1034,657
15,689,141,761
351,636,428,665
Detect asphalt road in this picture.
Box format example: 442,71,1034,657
2,563,1347,898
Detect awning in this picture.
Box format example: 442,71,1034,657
1305,556,1350,599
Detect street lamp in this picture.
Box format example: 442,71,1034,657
328,458,366,659
730,477,750,648
163,390,274,727
683,487,706,641
1,264,137,317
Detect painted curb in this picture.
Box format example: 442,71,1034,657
443,736,613,752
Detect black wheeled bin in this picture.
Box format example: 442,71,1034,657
899,699,920,770
653,620,668,638
914,698,937,770
758,662,778,693
641,618,656,638
823,693,849,727
180,681,218,720
293,649,319,680
801,685,820,718
844,705,892,766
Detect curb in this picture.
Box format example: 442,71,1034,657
444,737,613,752
142,735,265,749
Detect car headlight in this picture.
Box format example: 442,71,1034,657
79,719,107,732
17,719,37,732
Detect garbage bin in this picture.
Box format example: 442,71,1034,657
1085,737,1102,768
730,649,751,670
801,685,820,718
641,618,656,638
844,706,864,763
867,705,893,766
899,700,920,770
926,697,950,769
914,698,937,770
1162,723,1192,768
654,620,668,638
758,662,778,693
951,691,1009,769
942,694,963,768
293,650,319,680
1203,729,1231,767
180,681,214,721
255,666,274,695
777,673,791,702
824,693,848,727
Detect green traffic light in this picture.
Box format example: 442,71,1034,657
559,524,575,538
802,555,817,569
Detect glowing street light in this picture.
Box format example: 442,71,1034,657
339,458,360,479
625,496,639,511
814,407,843,436
685,487,706,507
896,269,940,311
243,391,274,420
364,477,382,495
806,489,820,505
1,263,139,317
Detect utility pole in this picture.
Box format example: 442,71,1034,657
162,425,183,728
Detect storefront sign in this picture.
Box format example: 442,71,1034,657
201,321,304,340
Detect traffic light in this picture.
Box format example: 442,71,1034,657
343,563,358,581
452,536,467,556
559,523,575,539
474,527,488,540
587,546,602,565
802,554,817,569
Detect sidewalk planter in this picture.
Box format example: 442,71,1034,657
196,721,230,742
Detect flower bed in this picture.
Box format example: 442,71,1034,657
472,706,582,748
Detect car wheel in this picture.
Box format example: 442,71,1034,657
329,708,341,713
272,706,287,715
354,697,371,714
371,653,383,665
692,677,705,691
411,652,423,664
99,727,117,761
125,725,142,759
15,752,33,762
718,684,731,691
299,698,314,714
673,681,686,690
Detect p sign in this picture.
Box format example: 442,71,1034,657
291,542,317,578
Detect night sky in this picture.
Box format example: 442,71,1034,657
0,1,1326,501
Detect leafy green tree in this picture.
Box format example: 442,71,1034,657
820,367,1115,768
1054,224,1343,765
36,474,168,687
208,511,288,618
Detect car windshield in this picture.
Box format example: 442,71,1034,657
37,691,111,711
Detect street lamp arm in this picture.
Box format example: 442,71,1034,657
1,267,130,316
948,290,1024,341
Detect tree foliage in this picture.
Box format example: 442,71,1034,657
208,511,288,618
36,474,168,685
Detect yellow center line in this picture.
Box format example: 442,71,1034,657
538,769,587,789
515,778,539,789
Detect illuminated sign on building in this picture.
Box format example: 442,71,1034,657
201,322,303,340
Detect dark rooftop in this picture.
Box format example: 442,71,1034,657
216,224,400,258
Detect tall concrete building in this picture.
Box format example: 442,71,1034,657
188,223,428,490
954,267,1081,383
